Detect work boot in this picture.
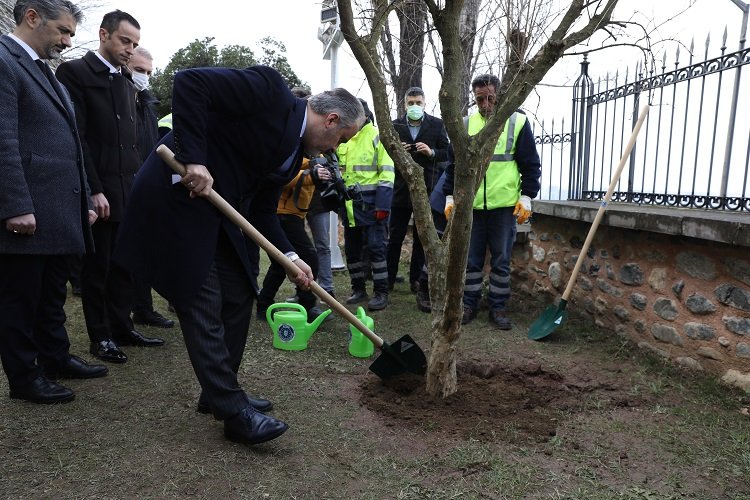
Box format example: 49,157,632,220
489,309,512,330
461,307,477,325
367,291,388,311
416,287,431,313
346,289,369,304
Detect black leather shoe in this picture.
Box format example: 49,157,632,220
132,310,175,328
46,355,108,379
10,376,75,404
224,406,288,445
346,289,369,304
490,309,512,330
198,396,273,415
90,340,128,363
367,292,388,311
462,307,478,325
113,329,165,347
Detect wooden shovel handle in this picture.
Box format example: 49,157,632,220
561,105,650,301
155,145,385,349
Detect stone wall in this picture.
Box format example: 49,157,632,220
513,211,750,392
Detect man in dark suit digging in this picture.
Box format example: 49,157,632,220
115,66,365,445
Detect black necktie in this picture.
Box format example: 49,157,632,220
35,59,55,84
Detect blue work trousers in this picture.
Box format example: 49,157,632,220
463,207,516,311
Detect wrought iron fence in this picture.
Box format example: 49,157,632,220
534,31,750,212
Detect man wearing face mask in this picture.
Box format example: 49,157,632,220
387,87,449,306
56,10,164,365
126,46,175,330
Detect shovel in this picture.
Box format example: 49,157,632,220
156,145,427,378
528,104,650,341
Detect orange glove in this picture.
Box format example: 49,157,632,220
513,195,532,224
444,195,454,219
375,210,389,221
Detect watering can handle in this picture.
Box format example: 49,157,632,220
265,302,306,321
156,145,385,349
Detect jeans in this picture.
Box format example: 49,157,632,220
463,207,517,311
307,211,333,293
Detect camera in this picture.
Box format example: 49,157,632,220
309,152,362,211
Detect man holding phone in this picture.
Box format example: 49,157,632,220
387,87,449,307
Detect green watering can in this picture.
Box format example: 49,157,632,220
348,307,375,358
267,303,332,351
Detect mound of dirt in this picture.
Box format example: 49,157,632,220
360,359,637,443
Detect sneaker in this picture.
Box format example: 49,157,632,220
132,310,175,328
346,289,369,304
489,310,512,330
367,292,388,311
285,294,300,303
461,307,477,325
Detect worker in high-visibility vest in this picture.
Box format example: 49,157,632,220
440,74,541,329
337,99,395,311
157,112,172,138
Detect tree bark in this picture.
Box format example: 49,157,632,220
340,0,620,398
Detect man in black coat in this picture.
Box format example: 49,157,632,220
387,87,450,298
126,45,174,329
0,0,107,404
114,65,364,445
56,9,163,365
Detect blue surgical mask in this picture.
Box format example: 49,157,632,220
406,104,424,121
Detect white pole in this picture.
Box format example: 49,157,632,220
328,41,346,270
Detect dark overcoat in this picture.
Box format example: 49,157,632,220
391,112,450,209
0,35,93,255
56,51,140,221
114,66,305,305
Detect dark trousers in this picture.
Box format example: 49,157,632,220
0,254,72,388
418,210,447,288
464,207,517,311
174,231,254,420
257,214,319,310
386,206,424,286
81,220,134,342
132,277,154,314
344,220,388,293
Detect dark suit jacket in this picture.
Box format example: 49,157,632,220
0,35,93,255
114,66,304,305
56,51,140,222
391,112,450,208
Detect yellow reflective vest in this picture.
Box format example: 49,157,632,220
337,121,395,226
467,111,525,209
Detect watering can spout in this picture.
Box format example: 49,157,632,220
307,307,332,336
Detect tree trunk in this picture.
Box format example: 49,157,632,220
339,0,621,398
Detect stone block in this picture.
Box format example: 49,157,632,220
721,369,750,392
684,322,716,340
697,347,723,360
651,323,683,346
722,315,750,336
620,263,644,286
653,297,679,321
714,284,750,312
675,357,703,371
675,251,717,280
685,293,717,315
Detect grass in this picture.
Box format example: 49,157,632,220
0,259,749,499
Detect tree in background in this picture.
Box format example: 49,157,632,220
337,0,655,397
150,36,306,117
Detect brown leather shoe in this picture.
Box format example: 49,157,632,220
489,309,512,330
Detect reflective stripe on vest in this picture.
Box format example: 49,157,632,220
467,112,524,209
158,113,173,130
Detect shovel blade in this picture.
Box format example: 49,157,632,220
369,334,427,379
528,300,568,341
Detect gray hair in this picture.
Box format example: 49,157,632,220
133,46,153,60
13,0,83,25
308,88,365,129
